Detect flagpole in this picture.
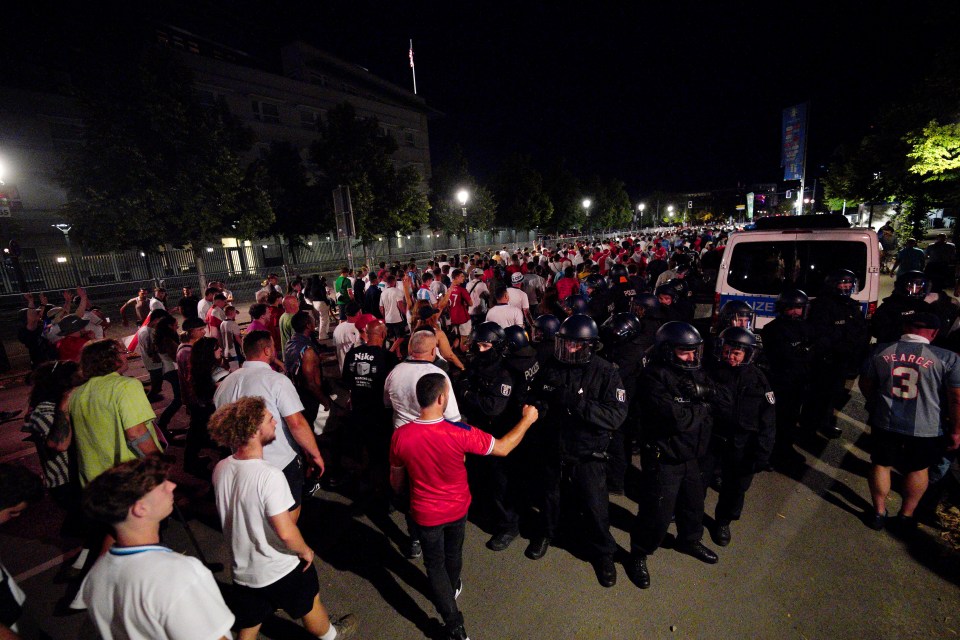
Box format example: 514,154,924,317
409,39,417,94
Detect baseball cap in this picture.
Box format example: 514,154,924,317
510,272,524,285
182,317,206,331
57,314,89,335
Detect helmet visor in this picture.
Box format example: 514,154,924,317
835,276,859,296
670,344,702,370
554,336,593,364
715,340,755,366
904,278,929,299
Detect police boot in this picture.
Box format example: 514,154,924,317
525,537,550,560
627,554,650,589
594,556,617,588
675,540,719,564
711,522,731,547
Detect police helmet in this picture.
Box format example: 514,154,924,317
472,321,506,349
563,294,589,315
600,313,642,345
825,269,859,297
533,314,561,342
630,292,660,318
776,289,809,318
714,326,757,366
894,270,930,300
503,325,530,353
655,284,678,306
653,321,703,370
583,273,606,293
717,300,757,331
608,264,628,284
554,314,599,365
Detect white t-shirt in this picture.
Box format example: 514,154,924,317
149,298,165,311
71,545,234,640
380,286,406,323
384,360,461,429
214,362,305,469
213,456,299,588
197,298,213,321
220,319,242,358
136,325,161,371
466,280,489,313
333,321,361,372
486,304,523,329
506,287,530,311
83,311,106,339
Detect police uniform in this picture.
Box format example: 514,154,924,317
531,353,627,566
761,314,816,457
871,293,932,344
586,287,616,326
599,333,647,494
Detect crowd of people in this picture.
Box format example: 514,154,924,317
2,226,960,640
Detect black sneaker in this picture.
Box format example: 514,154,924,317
485,530,518,552
405,539,422,559
524,537,550,560
446,624,470,640
712,523,731,547
864,510,887,531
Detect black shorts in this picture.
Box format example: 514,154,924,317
231,563,319,629
870,429,945,473
281,456,304,510
386,321,408,340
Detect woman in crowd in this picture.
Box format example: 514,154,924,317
151,315,182,439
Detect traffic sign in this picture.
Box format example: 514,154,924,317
687,200,693,209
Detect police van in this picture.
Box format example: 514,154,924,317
714,214,880,329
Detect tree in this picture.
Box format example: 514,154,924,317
908,120,960,180
588,177,632,230
60,47,273,275
491,154,553,230
543,160,583,232
311,103,429,243
428,147,497,233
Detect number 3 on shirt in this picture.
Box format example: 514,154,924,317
891,366,919,400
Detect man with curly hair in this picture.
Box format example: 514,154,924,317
71,457,234,640
209,397,356,640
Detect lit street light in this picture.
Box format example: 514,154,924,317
582,198,592,234
667,204,675,221
456,188,469,252
637,203,646,230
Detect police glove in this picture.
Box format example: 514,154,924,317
681,378,717,402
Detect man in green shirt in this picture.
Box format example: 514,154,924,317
67,339,163,486
334,266,354,321
279,294,301,354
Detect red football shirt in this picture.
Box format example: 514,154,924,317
446,284,471,325
390,418,494,527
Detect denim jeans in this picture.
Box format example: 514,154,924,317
416,515,466,629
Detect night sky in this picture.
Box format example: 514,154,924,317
8,1,959,194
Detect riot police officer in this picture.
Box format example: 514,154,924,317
584,273,615,325
703,327,775,546
627,321,727,589
562,294,589,317
807,269,870,439
607,264,637,313
760,289,816,465
599,313,645,494
532,313,561,368
716,300,757,331
629,292,662,352
871,270,933,344
654,284,685,322
528,314,628,588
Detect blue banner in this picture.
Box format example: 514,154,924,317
781,103,807,181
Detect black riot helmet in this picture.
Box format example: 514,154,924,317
776,289,809,319
824,269,859,297
655,284,678,306
563,294,589,315
583,273,606,294
533,314,561,342
472,321,506,349
600,313,642,345
630,292,660,318
503,325,530,353
608,264,629,285
714,326,757,366
653,321,704,371
554,314,599,365
717,300,757,331
894,270,931,300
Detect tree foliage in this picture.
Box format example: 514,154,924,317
254,141,327,245
908,120,960,180
492,154,553,230
543,160,583,231
428,147,497,232
60,47,273,253
311,103,429,243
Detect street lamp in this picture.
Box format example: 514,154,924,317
582,198,592,235
456,188,469,253
52,223,82,284
667,205,675,223
637,203,646,230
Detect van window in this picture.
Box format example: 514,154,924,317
728,241,868,295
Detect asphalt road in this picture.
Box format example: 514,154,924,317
2,277,959,639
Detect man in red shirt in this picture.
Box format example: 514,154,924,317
446,269,473,352
390,373,538,640
56,314,93,362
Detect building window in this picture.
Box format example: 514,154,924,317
251,100,280,124
299,109,319,130
404,131,415,146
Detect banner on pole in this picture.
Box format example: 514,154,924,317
781,103,807,181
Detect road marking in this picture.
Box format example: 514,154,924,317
835,411,869,431
14,547,82,583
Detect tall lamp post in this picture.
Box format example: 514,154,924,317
456,188,469,255
52,223,82,284
582,198,592,236
667,205,675,225
637,203,646,231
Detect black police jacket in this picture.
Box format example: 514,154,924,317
610,283,637,314
870,294,931,344
599,336,646,403
456,357,512,434
808,293,869,369
534,338,555,369
639,363,729,464
503,346,541,422
587,289,616,325
534,356,628,459
706,362,776,470
760,316,816,386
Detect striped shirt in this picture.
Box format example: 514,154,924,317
22,402,71,488
861,334,960,437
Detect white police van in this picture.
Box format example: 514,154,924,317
714,214,880,329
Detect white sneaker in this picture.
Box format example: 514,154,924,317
454,579,463,600
332,613,358,639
